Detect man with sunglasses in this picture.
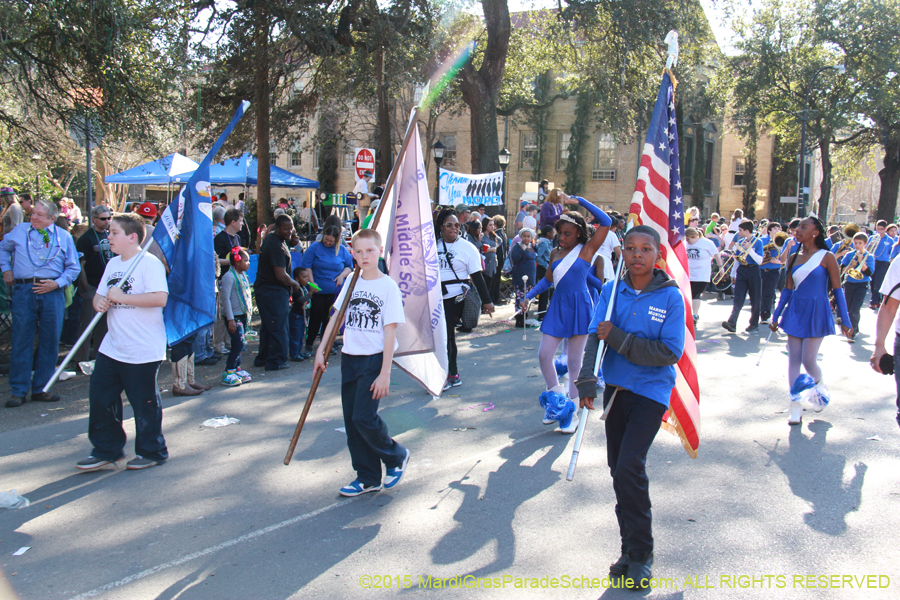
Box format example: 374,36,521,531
73,205,115,366
1,199,80,407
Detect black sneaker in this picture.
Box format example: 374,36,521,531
625,553,653,589
31,392,60,403
745,325,759,333
609,553,629,577
265,362,290,371
290,355,305,362
722,321,736,332
76,455,126,471
197,356,220,366
126,456,164,470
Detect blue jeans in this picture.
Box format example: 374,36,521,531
192,322,214,361
289,312,306,357
255,286,290,368
88,353,168,462
604,387,667,559
10,284,65,397
341,353,407,486
226,314,247,371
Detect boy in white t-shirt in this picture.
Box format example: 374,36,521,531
76,213,170,472
314,228,409,496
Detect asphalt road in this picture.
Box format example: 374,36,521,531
1,294,898,600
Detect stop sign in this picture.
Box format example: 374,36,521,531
355,148,375,180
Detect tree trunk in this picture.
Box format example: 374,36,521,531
876,135,900,222
374,48,393,179
458,0,510,174
817,136,833,222
255,15,273,229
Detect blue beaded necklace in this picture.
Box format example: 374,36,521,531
26,225,61,268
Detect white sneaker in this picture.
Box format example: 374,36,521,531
788,401,803,425
559,404,579,434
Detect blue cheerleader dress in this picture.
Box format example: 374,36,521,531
540,255,595,338
780,261,836,338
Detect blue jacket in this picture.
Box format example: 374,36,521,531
733,236,765,267
870,234,895,262
576,269,685,407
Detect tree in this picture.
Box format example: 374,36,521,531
814,0,900,221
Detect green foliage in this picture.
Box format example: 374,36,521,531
564,91,595,195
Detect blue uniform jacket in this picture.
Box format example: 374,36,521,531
841,251,875,284
870,234,894,262
579,269,685,408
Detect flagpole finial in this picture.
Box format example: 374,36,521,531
664,31,679,69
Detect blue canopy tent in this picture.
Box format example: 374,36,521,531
104,153,199,185
209,153,319,188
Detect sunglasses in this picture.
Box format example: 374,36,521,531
96,217,111,221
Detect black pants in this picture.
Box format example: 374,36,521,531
536,265,550,318
871,260,890,305
604,387,667,559
489,269,502,304
443,297,464,376
845,281,868,333
255,286,290,369
760,268,781,318
88,353,168,462
341,353,407,486
306,293,336,348
728,265,761,327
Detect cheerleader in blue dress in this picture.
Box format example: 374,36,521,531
770,216,852,425
522,193,611,433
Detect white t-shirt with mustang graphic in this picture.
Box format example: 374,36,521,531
96,252,169,364
334,273,405,356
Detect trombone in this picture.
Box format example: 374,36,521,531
712,231,763,285
841,250,868,284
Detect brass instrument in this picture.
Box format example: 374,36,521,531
712,231,763,285
865,233,882,254
763,231,789,252
833,223,861,255
841,250,868,283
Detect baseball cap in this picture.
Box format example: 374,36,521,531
520,200,529,207
455,203,469,213
136,202,158,218
0,187,15,196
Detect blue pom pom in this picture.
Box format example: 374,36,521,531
554,354,568,377
556,400,576,429
539,390,569,421
790,374,816,396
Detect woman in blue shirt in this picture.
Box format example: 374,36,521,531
300,226,353,354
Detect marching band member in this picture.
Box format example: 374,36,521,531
841,232,875,340
574,225,685,590
522,193,611,434
770,216,852,425
685,227,722,324
868,220,894,309
759,222,783,322
722,220,764,333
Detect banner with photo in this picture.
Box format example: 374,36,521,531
438,169,504,206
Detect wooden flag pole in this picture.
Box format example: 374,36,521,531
283,107,422,465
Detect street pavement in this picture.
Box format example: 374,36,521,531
1,293,898,600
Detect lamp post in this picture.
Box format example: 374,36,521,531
498,148,511,224
796,64,845,218
432,141,444,206
31,154,41,200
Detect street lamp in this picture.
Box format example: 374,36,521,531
432,141,444,206
797,64,845,218
498,148,511,219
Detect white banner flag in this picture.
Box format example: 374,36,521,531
438,168,504,206
375,124,448,396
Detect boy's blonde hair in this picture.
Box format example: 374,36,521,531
351,227,382,247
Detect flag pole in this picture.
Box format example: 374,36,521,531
283,107,422,466
42,239,158,392
566,225,629,481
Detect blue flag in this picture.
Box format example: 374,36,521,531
153,100,250,344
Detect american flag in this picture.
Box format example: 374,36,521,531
628,72,701,458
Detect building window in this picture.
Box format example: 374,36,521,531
521,132,538,169
704,136,715,196
592,169,617,181
595,134,615,169
269,152,278,167
557,131,571,170
341,144,355,170
439,133,457,170
682,126,694,194
291,152,302,167
733,157,746,187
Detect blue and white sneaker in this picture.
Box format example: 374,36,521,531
339,479,382,497
237,369,252,383
221,369,242,387
384,448,410,489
